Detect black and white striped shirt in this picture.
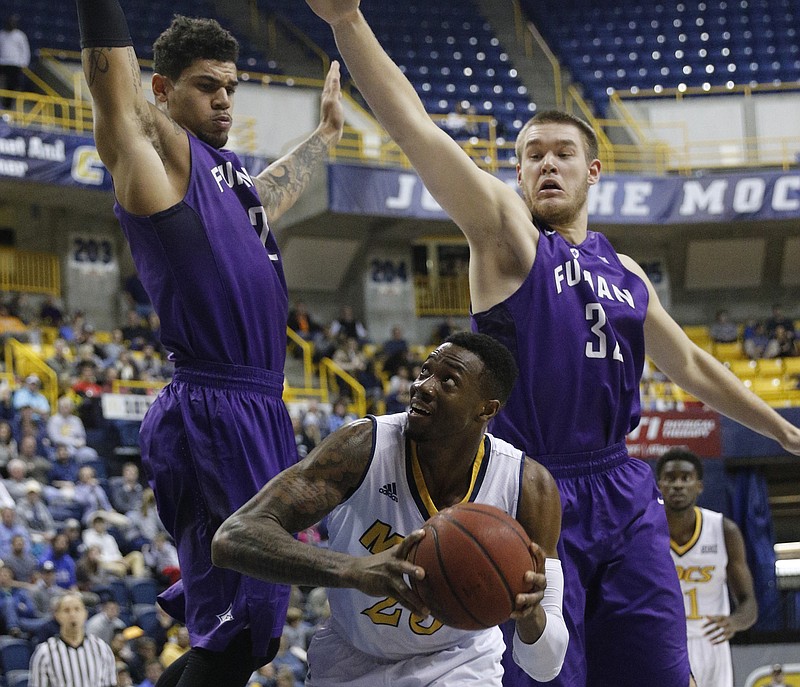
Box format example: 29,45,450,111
29,634,117,687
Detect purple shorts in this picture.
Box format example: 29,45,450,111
502,443,690,687
139,361,298,657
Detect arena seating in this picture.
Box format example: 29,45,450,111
519,0,800,111
257,0,536,141
0,0,280,74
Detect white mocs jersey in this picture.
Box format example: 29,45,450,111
670,507,730,638
325,413,526,661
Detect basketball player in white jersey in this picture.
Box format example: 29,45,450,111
212,332,568,686
657,449,758,687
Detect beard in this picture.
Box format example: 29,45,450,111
525,180,590,226
197,129,229,149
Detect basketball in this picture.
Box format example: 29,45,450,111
407,502,534,630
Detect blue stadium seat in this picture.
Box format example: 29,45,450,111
132,603,160,636
5,670,29,687
126,577,159,606
0,638,32,674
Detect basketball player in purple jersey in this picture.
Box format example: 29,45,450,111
74,2,343,686
305,2,800,686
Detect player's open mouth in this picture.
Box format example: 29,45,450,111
539,180,562,193
409,402,431,416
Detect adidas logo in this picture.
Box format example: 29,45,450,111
379,482,398,502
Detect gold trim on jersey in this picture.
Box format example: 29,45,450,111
670,506,703,556
409,436,486,516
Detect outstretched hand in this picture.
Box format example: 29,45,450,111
306,0,361,27
318,61,344,145
346,528,429,618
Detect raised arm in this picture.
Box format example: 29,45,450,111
621,255,800,456
76,0,185,214
305,0,529,243
254,61,344,222
211,419,427,615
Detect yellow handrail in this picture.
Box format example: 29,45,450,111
3,339,58,411
286,326,314,390
318,357,367,419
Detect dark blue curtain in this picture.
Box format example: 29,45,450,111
729,468,782,631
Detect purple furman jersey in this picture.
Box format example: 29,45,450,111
114,133,296,658
114,133,288,369
473,228,648,456
475,228,690,687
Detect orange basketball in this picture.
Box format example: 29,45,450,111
407,502,534,630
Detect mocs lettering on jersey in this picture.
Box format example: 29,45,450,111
676,565,716,583
359,520,404,555
554,258,636,309
210,162,254,193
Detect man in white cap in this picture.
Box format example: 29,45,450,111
12,374,50,418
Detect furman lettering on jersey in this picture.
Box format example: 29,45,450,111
211,162,254,192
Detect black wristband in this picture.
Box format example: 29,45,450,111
75,0,133,49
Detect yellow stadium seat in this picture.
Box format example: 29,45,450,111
714,341,745,361
783,357,800,377
750,377,783,396
683,325,712,347
728,359,757,378
757,359,784,376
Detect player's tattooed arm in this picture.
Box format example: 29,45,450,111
211,419,373,587
253,61,343,222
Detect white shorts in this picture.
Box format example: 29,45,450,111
306,621,504,687
687,635,733,687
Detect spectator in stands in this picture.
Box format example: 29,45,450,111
58,310,86,343
138,343,164,379
4,532,38,583
160,624,191,667
76,544,114,594
13,405,48,454
121,309,151,350
39,295,65,328
139,657,165,687
282,606,313,651
62,518,83,560
268,635,307,685
46,338,75,391
300,400,327,448
0,504,30,557
86,596,126,645
17,434,51,484
49,442,81,494
4,457,30,501
117,663,135,687
0,471,13,510
16,480,56,547
384,364,413,413
765,304,795,338
311,323,339,365
0,381,13,422
73,465,115,523
326,398,357,434
429,315,460,345
379,324,410,378
40,531,79,591
766,324,798,358
330,305,369,344
102,328,127,366
0,303,26,339
0,418,18,471
112,349,141,382
743,321,771,359
47,395,100,464
709,309,739,344
0,562,43,638
768,664,787,686
291,414,315,460
110,461,144,515
143,531,180,587
332,336,368,396
82,512,145,578
287,300,323,344
126,487,166,552
12,374,50,419
0,14,30,110
32,560,66,615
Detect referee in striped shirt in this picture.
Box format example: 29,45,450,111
30,592,117,687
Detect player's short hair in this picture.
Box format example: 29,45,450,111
655,448,704,480
153,15,239,81
443,332,518,405
515,110,599,163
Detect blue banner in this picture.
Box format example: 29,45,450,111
329,163,800,224
0,124,268,191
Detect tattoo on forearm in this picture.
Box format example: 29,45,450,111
259,133,329,214
87,48,111,87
